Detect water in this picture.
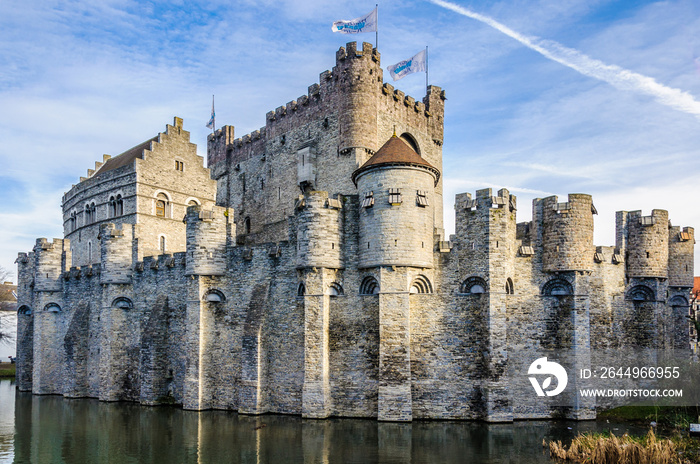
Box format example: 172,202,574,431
0,379,649,463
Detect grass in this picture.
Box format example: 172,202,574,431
548,428,700,463
0,362,15,378
599,406,700,431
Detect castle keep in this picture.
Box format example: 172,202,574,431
15,42,695,422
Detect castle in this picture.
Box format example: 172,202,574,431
15,42,695,422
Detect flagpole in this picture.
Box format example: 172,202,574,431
375,4,379,50
425,46,429,93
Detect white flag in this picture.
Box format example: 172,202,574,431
206,95,215,131
387,49,427,81
332,7,377,34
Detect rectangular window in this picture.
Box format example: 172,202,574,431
175,160,184,171
388,188,402,205
416,190,429,207
361,191,374,208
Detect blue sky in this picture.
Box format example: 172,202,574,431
1,0,699,281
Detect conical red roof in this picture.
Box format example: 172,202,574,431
352,135,440,186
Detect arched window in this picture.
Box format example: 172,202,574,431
188,199,200,206
460,276,487,294
626,285,655,302
159,235,166,253
69,211,77,232
44,303,61,313
244,217,251,234
360,276,380,295
116,194,123,216
542,279,573,296
410,275,433,294
328,282,344,296
17,305,32,315
156,193,169,218
204,289,226,303
112,297,133,310
505,278,514,295
109,196,116,218
669,295,688,307
90,202,96,222
85,204,91,224
297,283,306,297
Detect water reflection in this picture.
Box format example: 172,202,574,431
3,381,648,464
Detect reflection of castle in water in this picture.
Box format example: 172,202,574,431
9,387,647,463
14,42,694,422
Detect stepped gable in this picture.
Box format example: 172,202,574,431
351,134,440,186
93,136,158,177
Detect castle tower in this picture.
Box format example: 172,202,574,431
454,188,517,421
617,209,669,278
296,191,343,270
668,226,695,287
535,194,595,272
532,194,596,419
352,135,440,421
97,224,137,401
336,42,381,169
31,238,69,395
294,192,344,418
14,252,35,391
182,205,233,411
353,135,439,269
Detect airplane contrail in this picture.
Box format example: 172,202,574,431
429,0,700,120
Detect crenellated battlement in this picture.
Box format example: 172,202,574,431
207,42,444,181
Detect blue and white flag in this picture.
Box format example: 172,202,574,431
332,7,377,34
387,49,427,81
206,95,215,131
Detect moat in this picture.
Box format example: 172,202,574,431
0,379,653,464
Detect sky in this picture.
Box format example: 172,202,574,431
1,0,700,283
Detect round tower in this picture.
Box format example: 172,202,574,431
335,41,382,166
296,191,343,269
540,194,595,272
352,135,439,269
625,209,669,278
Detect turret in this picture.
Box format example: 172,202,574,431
454,188,517,292
617,210,669,278
335,42,382,168
353,135,439,269
99,224,133,284
668,226,694,287
295,191,343,269
534,194,595,272
185,205,233,276
33,238,68,292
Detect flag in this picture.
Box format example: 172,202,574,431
387,49,427,81
206,95,215,131
332,7,377,34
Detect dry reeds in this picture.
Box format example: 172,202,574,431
548,428,683,464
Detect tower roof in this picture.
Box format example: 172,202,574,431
352,135,440,186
